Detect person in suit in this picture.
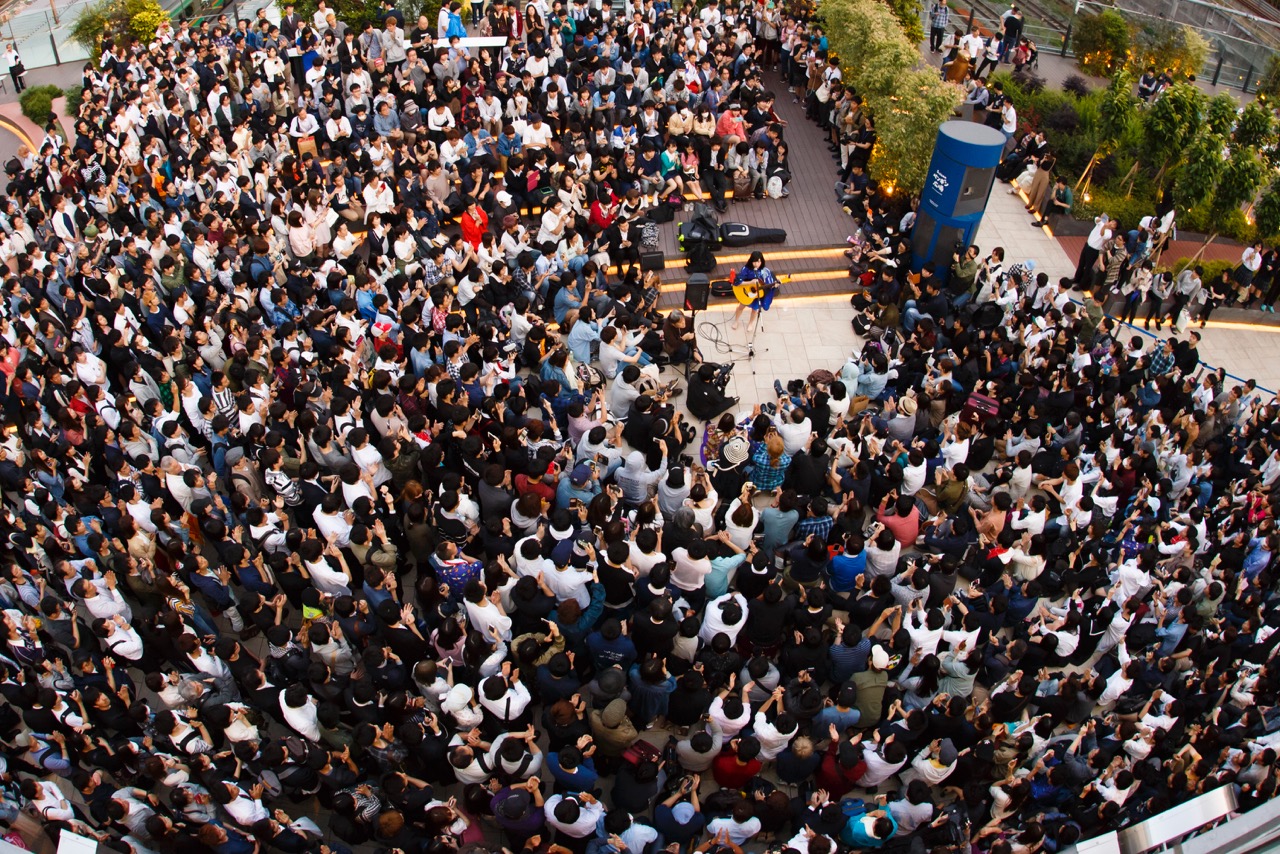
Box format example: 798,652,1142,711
606,217,641,278
280,3,302,41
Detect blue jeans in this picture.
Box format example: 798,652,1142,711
902,300,932,333
625,346,654,367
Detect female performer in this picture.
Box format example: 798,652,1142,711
731,251,781,331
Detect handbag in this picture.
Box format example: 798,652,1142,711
621,739,661,765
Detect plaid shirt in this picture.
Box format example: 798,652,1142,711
930,3,950,27
797,514,835,542
1149,347,1175,376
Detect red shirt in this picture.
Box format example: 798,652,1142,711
712,751,762,790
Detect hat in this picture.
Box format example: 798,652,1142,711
721,436,749,466
440,684,473,714
549,520,574,540
569,464,592,487
898,396,917,416
12,732,31,749
499,790,531,819
870,645,889,670
598,668,626,697
672,803,696,823
1024,258,1037,271
502,213,519,228
938,738,958,765
601,698,628,727
496,191,514,207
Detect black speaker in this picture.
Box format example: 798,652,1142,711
684,274,710,311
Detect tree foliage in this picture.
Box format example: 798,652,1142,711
870,70,965,194
1127,21,1209,77
1174,131,1224,211
820,0,962,195
1254,178,1280,240
1141,82,1206,178
1212,145,1266,217
70,0,168,61
1235,100,1274,151
880,0,924,46
1096,70,1138,154
1205,93,1240,137
1072,10,1130,77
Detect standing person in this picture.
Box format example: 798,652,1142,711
1158,264,1201,331
1074,214,1114,291
1000,6,1024,61
730,252,781,332
4,44,23,93
928,0,950,53
1233,240,1264,306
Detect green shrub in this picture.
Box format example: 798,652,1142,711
1062,74,1093,98
1073,9,1130,77
1163,257,1234,283
63,86,85,118
1073,186,1157,231
1128,21,1208,78
18,85,62,125
1178,202,1255,243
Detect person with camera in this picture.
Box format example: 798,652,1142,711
688,362,738,422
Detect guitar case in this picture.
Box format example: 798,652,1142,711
679,204,723,250
719,223,788,247
710,279,735,297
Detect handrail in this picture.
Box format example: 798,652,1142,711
1060,787,1239,854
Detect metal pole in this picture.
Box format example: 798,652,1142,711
1244,61,1253,93
1061,22,1071,56
967,7,974,29
1212,50,1224,85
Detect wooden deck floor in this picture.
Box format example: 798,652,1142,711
653,69,855,258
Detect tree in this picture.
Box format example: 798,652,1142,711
1141,81,1207,187
870,71,964,194
1213,145,1266,218
1234,100,1274,151
820,0,916,99
1254,178,1280,240
1072,10,1130,77
1205,93,1239,137
1076,70,1137,195
880,0,925,45
1128,21,1208,78
820,0,962,195
70,0,168,61
1175,131,1225,212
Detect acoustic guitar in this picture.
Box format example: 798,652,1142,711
732,274,787,306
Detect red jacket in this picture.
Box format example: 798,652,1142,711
460,208,489,249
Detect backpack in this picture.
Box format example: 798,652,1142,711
766,175,784,199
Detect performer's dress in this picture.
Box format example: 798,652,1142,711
738,267,779,311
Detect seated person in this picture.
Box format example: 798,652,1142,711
688,363,738,422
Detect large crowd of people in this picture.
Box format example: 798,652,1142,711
0,2,1276,854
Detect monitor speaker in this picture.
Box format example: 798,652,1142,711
684,274,710,311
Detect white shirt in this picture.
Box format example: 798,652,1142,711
280,693,321,741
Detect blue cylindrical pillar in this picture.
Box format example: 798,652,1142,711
910,120,1007,274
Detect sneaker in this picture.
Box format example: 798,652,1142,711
773,379,785,397
781,189,790,197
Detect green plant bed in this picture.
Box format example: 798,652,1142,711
1178,203,1255,244
18,85,62,125
1162,257,1235,282
1072,186,1157,232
